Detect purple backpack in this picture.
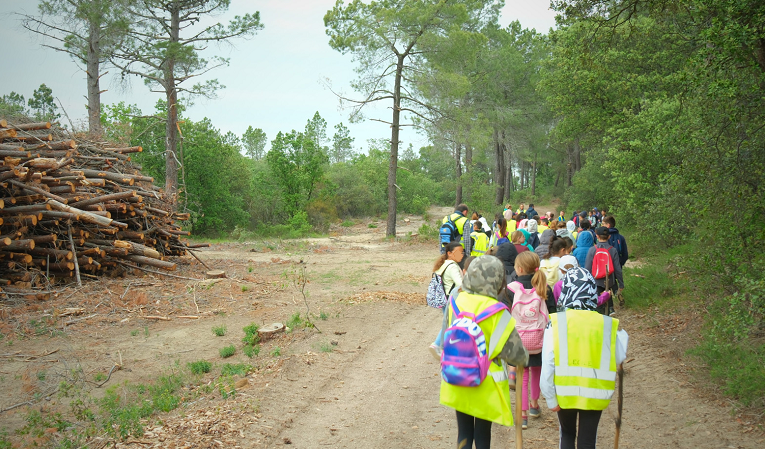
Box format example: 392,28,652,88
441,297,509,387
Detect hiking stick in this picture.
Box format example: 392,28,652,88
614,363,624,449
515,364,523,449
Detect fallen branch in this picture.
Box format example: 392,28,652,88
63,313,98,326
115,260,202,281
144,315,170,321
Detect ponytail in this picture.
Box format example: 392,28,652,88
531,269,548,299
543,236,568,260
434,242,462,272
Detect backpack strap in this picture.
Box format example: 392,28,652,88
474,302,510,323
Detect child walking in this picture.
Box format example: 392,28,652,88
508,251,555,429
439,256,528,449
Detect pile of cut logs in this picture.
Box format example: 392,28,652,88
0,118,204,299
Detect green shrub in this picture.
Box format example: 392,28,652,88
690,277,765,407
341,220,355,227
221,363,251,377
219,345,236,358
188,360,212,375
270,347,281,357
242,323,260,346
212,325,226,337
243,344,261,358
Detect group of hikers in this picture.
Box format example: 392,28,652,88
428,203,630,449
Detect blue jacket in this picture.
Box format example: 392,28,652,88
607,227,629,266
572,231,594,268
526,207,538,218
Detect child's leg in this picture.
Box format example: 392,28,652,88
576,410,602,449
521,366,529,414
529,365,542,407
455,410,474,449
473,416,492,449
556,409,578,449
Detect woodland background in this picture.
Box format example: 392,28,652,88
1,0,763,408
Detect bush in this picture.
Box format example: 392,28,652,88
187,361,212,375
219,345,236,358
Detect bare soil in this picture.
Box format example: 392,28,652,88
0,206,763,448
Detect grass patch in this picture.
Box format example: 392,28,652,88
130,329,140,337
188,360,212,375
368,223,378,228
318,341,334,353
341,220,355,227
319,311,329,321
219,345,236,358
286,312,307,331
212,325,227,336
270,347,281,357
221,363,251,377
243,344,261,358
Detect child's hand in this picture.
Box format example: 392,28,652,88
551,405,561,412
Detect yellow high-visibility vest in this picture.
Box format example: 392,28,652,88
442,213,468,247
551,310,619,410
440,292,517,426
470,231,489,256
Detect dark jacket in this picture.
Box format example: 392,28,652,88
526,207,538,218
585,242,624,289
494,242,519,284
607,227,629,266
515,274,557,315
527,232,540,250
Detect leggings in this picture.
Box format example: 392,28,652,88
456,410,492,449
521,365,542,412
556,409,602,449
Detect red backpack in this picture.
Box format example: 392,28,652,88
591,247,615,279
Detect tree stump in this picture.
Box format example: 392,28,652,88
205,270,226,279
258,322,285,340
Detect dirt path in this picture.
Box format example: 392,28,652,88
0,207,762,448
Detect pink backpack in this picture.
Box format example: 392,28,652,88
508,282,549,354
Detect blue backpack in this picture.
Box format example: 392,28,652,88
440,216,460,246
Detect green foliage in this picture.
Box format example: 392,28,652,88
188,360,212,375
270,347,281,357
266,119,329,218
242,126,268,160
331,122,354,163
319,311,329,321
243,344,261,358
242,323,260,346
690,277,765,407
220,363,251,377
212,325,227,337
341,220,354,227
219,345,236,358
27,84,60,122
318,341,334,353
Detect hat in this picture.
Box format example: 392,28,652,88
559,267,599,311
595,226,610,237
558,255,579,272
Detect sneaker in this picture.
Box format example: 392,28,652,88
428,344,441,362
608,306,616,316
529,407,541,418
521,417,528,429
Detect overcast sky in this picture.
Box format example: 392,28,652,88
0,1,556,153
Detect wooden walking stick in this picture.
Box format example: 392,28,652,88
614,362,624,449
515,364,524,449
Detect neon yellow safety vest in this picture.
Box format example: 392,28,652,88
551,310,620,411
470,231,489,256
440,292,517,426
442,212,468,247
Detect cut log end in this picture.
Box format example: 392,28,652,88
205,270,227,279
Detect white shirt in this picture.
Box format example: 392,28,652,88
436,260,462,295
478,217,491,233
540,316,629,410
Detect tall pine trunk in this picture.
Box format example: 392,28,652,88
164,2,181,206
531,151,537,196
386,54,405,237
454,141,462,208
86,20,102,136
493,129,505,206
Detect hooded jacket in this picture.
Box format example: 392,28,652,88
494,242,519,284
535,229,555,259
572,230,594,268
607,227,629,266
526,219,540,249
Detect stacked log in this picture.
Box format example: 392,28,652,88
0,119,204,299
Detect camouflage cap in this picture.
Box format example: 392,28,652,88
461,255,505,299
